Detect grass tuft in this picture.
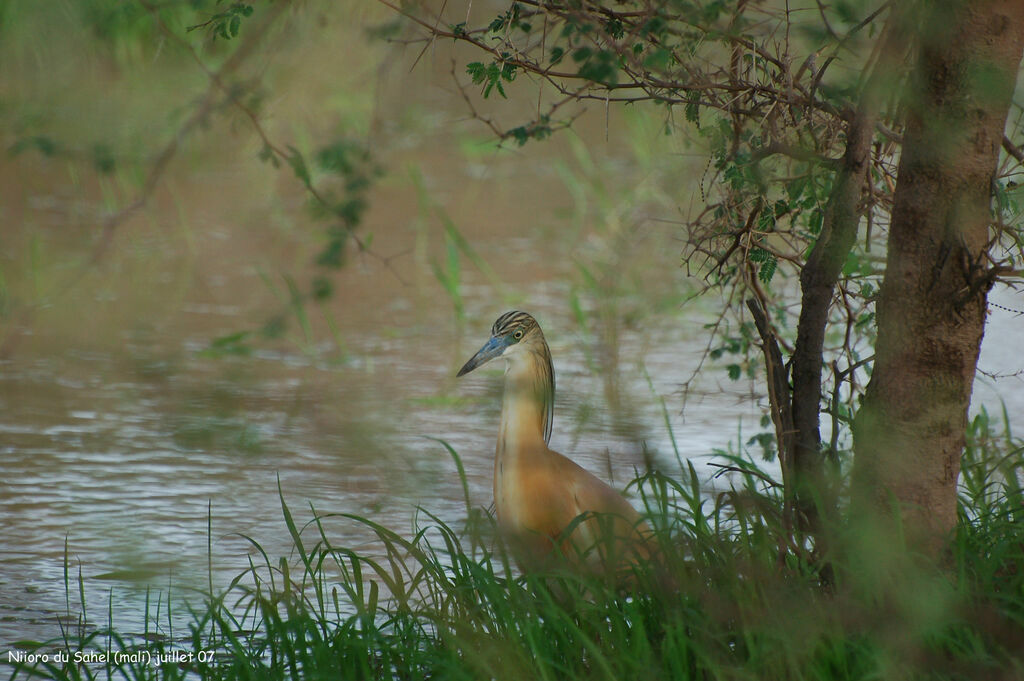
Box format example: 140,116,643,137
6,414,1023,681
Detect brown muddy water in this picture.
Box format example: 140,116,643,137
1,1,1022,648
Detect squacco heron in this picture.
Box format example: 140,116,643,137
458,311,650,572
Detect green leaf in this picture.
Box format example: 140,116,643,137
808,210,823,235
317,226,347,268
201,331,253,357
604,17,624,39
9,135,58,157
855,311,876,328
641,16,666,36
506,115,553,146
92,144,115,174
311,276,333,301
467,62,486,83
576,49,618,84
468,59,514,99
758,256,777,284
746,432,777,461
786,175,808,202
572,47,593,63
685,90,700,126
316,140,361,175
257,143,272,161
285,146,311,188
643,47,672,71
262,314,286,339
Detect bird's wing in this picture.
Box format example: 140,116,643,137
559,454,641,521
551,452,651,562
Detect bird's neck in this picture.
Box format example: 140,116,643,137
497,348,554,458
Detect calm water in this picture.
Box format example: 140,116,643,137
0,293,757,646
2,274,1021,647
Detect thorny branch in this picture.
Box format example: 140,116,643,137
384,0,1024,481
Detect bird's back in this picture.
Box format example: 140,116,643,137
496,442,651,570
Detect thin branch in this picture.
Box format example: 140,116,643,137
745,296,796,559
1,1,292,359
707,462,782,488
1003,134,1024,165
143,0,408,282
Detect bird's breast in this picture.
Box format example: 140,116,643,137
494,444,567,541
493,439,526,531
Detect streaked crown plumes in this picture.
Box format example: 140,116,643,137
491,310,542,341
458,310,555,443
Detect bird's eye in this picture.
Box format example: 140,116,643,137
513,329,524,340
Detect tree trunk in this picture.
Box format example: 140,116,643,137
852,0,1024,557
789,10,906,537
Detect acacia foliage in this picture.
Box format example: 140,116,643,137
395,0,1024,461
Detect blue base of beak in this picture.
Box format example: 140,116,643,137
457,336,507,377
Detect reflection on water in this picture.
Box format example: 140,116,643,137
3,163,1022,653
5,281,1017,646
3,246,1021,651
1,42,763,639
0,293,757,645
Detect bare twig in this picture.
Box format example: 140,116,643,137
2,2,292,359
1003,134,1024,165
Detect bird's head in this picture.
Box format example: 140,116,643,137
457,311,546,377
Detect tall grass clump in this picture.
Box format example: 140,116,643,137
6,416,1023,681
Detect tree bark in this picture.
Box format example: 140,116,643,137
790,108,873,531
789,10,907,534
852,0,1024,556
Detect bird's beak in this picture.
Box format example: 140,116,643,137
457,335,506,377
